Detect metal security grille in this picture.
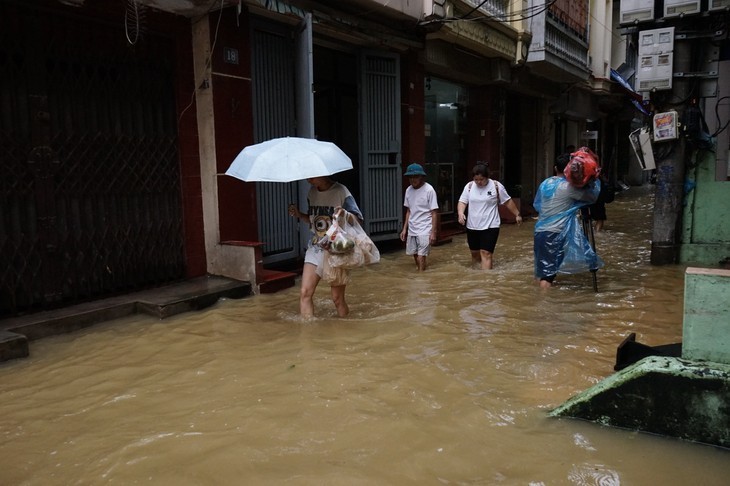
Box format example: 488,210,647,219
0,3,184,316
360,52,402,239
251,23,299,262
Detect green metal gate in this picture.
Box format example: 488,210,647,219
0,2,185,316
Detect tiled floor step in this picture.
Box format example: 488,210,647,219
259,269,297,294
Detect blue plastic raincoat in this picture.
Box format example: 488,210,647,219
533,177,603,278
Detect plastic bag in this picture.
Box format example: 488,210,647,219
323,220,356,254
564,147,600,188
316,219,353,253
321,256,351,286
327,209,380,270
328,243,365,270
558,213,604,274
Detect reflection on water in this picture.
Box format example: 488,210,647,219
1,187,728,484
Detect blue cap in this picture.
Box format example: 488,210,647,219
404,163,426,176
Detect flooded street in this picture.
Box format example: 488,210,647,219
1,186,728,485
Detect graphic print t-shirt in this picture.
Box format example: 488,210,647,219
307,182,363,249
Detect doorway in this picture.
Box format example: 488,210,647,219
424,77,469,219
313,45,360,204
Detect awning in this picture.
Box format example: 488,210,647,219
610,68,651,116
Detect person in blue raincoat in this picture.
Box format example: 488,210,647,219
533,153,602,288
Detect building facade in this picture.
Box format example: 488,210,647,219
2,0,663,316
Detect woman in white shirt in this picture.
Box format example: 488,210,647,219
457,163,522,269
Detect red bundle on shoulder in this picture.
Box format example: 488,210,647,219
564,147,601,187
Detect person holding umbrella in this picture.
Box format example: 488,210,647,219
226,136,362,317
289,176,363,318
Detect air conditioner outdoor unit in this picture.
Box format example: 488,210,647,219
709,0,730,10
663,0,701,17
619,0,655,24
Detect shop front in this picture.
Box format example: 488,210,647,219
423,77,470,225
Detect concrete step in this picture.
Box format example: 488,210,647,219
0,276,252,362
136,278,252,318
0,331,29,362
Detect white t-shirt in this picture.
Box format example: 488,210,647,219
458,179,511,230
404,182,439,236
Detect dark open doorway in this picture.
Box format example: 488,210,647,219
313,45,360,205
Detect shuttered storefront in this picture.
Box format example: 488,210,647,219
0,2,184,316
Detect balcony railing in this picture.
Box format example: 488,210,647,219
462,0,510,18
545,17,588,69
523,0,589,80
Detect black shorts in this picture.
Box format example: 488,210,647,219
466,227,500,253
589,203,607,221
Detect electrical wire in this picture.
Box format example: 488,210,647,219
460,0,490,19
178,0,225,126
712,96,730,137
443,0,559,24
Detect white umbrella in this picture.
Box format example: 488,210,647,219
225,137,353,182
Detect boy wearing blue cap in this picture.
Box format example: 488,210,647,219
400,163,439,271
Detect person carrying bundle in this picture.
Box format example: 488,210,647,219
533,148,603,289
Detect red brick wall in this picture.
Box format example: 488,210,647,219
550,0,588,39
210,7,258,244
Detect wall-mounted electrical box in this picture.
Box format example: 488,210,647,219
709,0,730,11
629,128,657,171
619,0,655,24
636,27,675,92
664,0,702,17
653,111,679,141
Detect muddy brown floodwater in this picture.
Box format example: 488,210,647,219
1,186,729,485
